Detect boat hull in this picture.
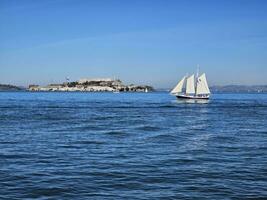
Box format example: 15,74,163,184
176,94,209,100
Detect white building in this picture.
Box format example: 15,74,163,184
78,78,114,84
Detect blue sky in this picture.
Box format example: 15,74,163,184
0,0,267,88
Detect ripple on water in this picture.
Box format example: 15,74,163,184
0,92,267,199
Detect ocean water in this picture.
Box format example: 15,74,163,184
0,92,266,200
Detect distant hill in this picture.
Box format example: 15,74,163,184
210,85,267,93
0,84,24,91
1,83,267,93
161,85,267,93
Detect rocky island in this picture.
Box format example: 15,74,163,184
28,78,154,92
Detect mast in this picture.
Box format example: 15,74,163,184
196,64,199,79
195,65,199,96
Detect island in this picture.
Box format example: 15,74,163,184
28,78,154,92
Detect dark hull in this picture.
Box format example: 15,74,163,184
176,95,209,100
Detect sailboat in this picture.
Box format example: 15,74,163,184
170,72,210,99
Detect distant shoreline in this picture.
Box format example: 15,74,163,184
1,83,267,93
1,90,267,94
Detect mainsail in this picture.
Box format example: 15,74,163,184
170,76,186,94
186,74,195,94
196,73,210,95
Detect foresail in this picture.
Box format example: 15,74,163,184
186,74,195,94
171,76,185,94
196,73,210,95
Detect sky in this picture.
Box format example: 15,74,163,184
0,0,267,88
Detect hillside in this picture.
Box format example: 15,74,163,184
0,84,24,91
210,85,267,93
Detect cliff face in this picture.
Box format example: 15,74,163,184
28,79,154,92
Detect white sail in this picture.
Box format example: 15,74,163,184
186,74,195,94
196,73,210,95
170,76,186,94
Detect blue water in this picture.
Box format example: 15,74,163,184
0,92,267,199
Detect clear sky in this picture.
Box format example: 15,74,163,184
0,0,267,88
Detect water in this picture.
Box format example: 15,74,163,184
0,92,266,199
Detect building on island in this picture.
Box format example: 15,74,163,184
28,78,153,92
